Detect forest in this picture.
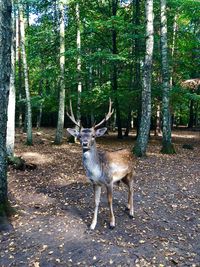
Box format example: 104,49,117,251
0,0,200,266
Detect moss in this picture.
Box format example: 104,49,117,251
133,146,145,158
0,200,16,217
53,140,63,145
7,156,26,170
26,142,33,146
160,143,176,154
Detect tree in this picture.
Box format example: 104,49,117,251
76,2,82,127
6,7,16,156
0,0,12,210
160,0,175,154
19,4,33,145
16,9,23,128
111,0,122,139
133,0,154,157
11,0,200,133
55,0,66,144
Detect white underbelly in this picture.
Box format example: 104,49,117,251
110,163,129,182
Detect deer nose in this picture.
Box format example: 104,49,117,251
82,142,88,147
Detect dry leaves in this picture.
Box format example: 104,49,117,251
0,128,200,266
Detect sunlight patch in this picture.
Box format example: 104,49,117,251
21,152,53,165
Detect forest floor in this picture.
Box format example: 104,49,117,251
0,128,200,267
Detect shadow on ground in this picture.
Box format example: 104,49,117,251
0,129,200,266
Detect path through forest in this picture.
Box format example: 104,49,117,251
0,129,200,266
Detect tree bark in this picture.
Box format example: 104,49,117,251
55,0,66,144
76,2,82,128
36,81,43,130
6,8,16,156
188,99,194,128
0,0,12,206
133,0,154,157
125,0,141,137
19,5,32,145
134,0,142,137
111,0,122,139
155,103,161,136
160,0,175,154
170,13,178,87
17,12,23,128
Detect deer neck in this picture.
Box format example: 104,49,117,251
82,142,102,181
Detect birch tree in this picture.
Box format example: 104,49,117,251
0,0,12,208
17,10,23,128
160,0,175,154
111,0,122,139
6,6,16,156
134,0,154,157
55,0,66,144
76,2,82,127
19,4,32,145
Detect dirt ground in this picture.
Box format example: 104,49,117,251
0,128,200,267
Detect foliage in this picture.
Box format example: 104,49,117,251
14,0,200,128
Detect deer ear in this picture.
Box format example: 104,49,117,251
95,127,107,137
67,128,79,137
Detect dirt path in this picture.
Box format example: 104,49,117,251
0,129,200,266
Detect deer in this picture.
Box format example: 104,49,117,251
66,99,135,230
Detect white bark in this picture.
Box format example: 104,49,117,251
134,0,154,156
160,0,174,153
6,9,16,156
55,0,65,144
170,13,178,87
19,5,32,145
76,2,82,126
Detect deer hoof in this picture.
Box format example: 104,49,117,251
109,221,115,229
129,214,134,219
90,223,96,230
85,229,93,234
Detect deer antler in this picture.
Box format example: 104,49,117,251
94,98,114,129
66,99,81,128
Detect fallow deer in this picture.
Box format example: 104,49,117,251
67,99,135,230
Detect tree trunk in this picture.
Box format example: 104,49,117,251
188,99,194,128
6,8,16,156
134,0,142,137
111,0,122,139
55,0,66,144
154,103,161,136
170,14,178,87
194,102,198,127
124,110,131,137
0,0,12,207
36,104,43,130
17,12,23,128
76,2,82,128
125,0,141,137
19,5,32,145
36,81,43,130
133,0,154,157
160,0,175,154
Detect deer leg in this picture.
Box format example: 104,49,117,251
122,174,134,218
106,184,115,229
128,178,134,218
90,184,101,230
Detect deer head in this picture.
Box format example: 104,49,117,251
66,99,114,151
